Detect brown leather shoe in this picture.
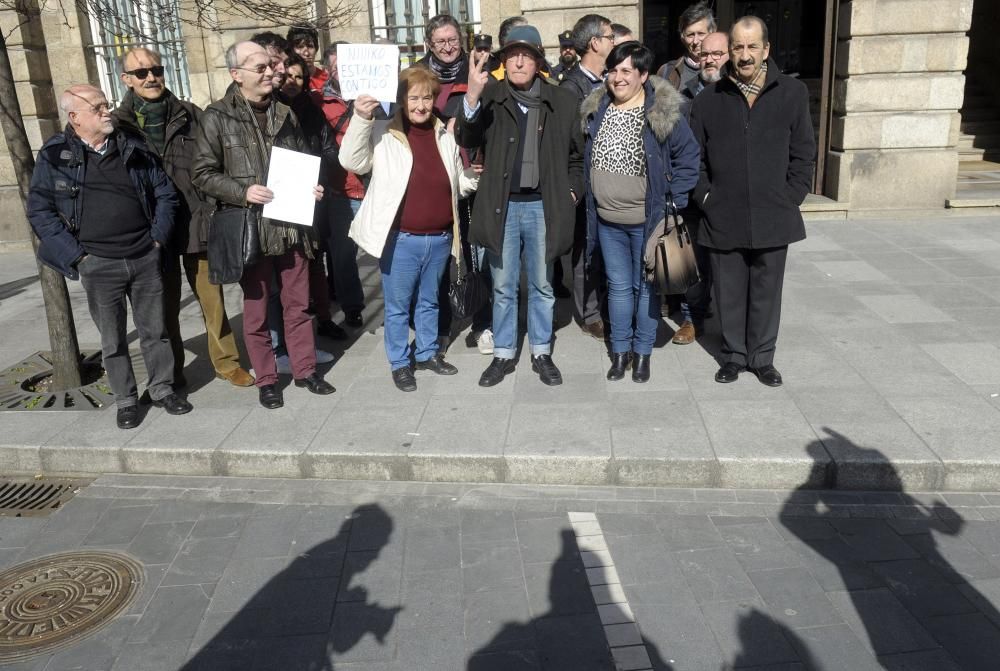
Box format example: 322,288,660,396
672,321,696,345
217,367,255,387
581,320,606,340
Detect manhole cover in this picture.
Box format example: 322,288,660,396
0,551,143,663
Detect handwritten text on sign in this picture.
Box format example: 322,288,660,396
337,44,399,101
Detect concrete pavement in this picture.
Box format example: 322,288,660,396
2,214,1000,490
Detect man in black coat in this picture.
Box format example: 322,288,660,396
456,25,585,388
689,16,815,387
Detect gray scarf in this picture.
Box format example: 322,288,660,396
507,78,542,190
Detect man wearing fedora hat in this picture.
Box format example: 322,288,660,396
457,25,584,388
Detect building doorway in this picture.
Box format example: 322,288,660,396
641,0,837,195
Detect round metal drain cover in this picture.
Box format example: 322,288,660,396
0,551,143,663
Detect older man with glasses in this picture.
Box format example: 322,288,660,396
28,84,190,429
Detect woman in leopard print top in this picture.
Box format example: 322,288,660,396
580,41,701,384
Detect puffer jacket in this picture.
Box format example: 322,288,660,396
27,127,178,280
191,82,313,257
339,113,478,260
580,76,701,260
114,89,211,254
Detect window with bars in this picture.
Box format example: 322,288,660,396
86,0,192,106
369,0,481,65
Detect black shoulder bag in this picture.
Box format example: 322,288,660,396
448,201,490,320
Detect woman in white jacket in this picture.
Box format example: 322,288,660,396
340,67,478,391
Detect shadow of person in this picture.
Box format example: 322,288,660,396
779,429,1000,670
467,528,673,671
724,607,818,671
180,503,401,671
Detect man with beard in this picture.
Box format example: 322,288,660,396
672,30,728,346
250,32,289,89
689,16,815,387
114,47,254,389
550,30,577,82
193,41,334,408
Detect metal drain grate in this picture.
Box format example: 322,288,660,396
0,478,91,517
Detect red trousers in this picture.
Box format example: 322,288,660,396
240,248,316,386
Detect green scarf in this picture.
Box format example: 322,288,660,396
133,93,168,152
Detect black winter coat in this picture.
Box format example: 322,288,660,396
688,59,815,250
455,77,585,263
114,90,210,254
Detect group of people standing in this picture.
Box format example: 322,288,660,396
27,0,814,430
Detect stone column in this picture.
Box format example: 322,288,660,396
825,0,972,209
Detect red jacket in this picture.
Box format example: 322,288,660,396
314,89,366,200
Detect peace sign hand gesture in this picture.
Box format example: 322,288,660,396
465,49,491,110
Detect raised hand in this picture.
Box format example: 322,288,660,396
465,49,490,109
354,94,381,120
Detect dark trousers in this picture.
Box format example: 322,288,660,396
78,246,174,408
240,249,316,387
324,196,365,312
571,211,604,325
709,245,788,368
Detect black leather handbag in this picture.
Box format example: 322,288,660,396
448,243,490,321
207,206,261,285
652,199,700,295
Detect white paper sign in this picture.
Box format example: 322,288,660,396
262,147,321,227
337,43,399,101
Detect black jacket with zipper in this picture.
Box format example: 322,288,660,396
688,58,815,251
454,76,585,263
114,90,210,254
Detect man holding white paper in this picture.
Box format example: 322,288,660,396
193,40,335,409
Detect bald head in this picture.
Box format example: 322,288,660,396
226,41,274,102
226,41,268,70
61,84,113,145
123,47,161,71
59,84,105,115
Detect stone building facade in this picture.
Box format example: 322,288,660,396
0,0,990,246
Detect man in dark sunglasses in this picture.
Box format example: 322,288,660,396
114,47,255,391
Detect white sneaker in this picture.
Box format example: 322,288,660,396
476,329,494,355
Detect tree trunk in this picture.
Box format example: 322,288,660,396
0,29,81,388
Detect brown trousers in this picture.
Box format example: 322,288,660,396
163,252,241,379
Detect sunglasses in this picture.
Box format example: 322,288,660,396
123,65,165,79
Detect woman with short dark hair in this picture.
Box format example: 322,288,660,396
580,41,700,382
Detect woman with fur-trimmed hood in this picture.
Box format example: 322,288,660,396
580,41,700,383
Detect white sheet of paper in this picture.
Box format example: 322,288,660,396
262,147,321,227
337,43,399,101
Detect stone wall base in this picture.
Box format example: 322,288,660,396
824,148,959,210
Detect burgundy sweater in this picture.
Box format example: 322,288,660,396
398,123,452,234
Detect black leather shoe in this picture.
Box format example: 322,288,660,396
415,354,458,376
152,393,193,415
479,358,515,387
531,354,563,386
607,352,630,381
392,366,417,392
714,362,744,384
116,406,141,430
259,384,284,409
632,354,651,383
316,320,348,340
294,373,336,395
749,364,783,387
344,310,364,328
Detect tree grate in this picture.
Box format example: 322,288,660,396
0,478,91,517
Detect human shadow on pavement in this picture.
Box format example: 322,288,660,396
180,503,402,671
778,429,1000,670
724,607,819,671
466,528,673,671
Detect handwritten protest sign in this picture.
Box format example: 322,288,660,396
337,43,399,101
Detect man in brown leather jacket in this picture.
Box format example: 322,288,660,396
115,47,253,390
192,41,334,409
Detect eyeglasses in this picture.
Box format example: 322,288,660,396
73,102,113,115
236,63,274,74
597,33,615,41
123,65,165,79
431,37,461,48
699,51,727,60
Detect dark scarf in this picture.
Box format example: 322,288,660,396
727,60,768,108
128,90,168,152
507,77,542,190
427,53,465,84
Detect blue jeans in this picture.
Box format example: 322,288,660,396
487,200,553,360
380,231,452,370
325,196,365,312
598,220,660,356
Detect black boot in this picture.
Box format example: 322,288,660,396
632,354,651,383
607,352,630,381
